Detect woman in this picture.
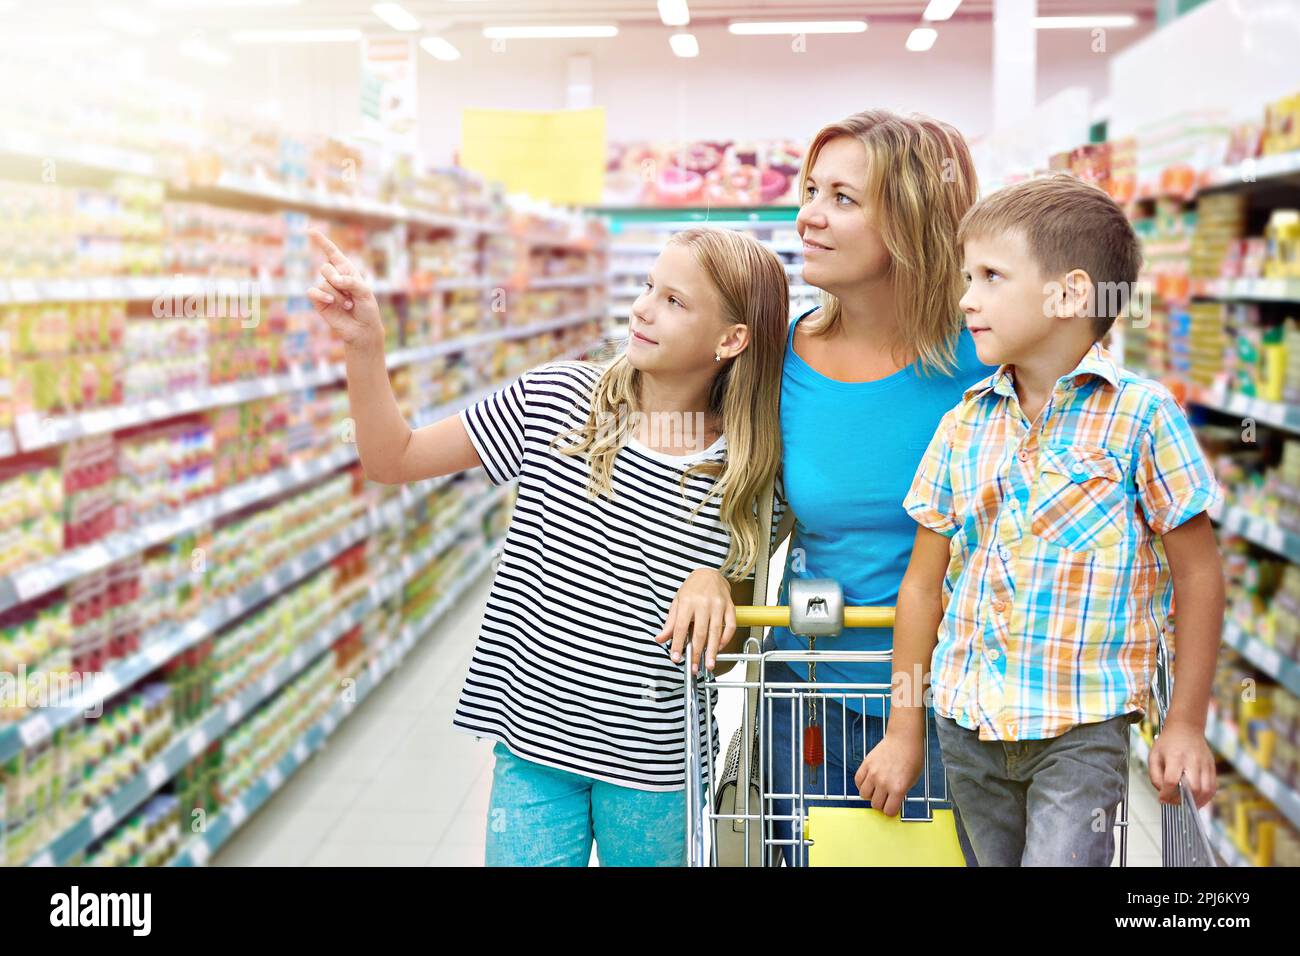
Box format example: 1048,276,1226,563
664,110,996,865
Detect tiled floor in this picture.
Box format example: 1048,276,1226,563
214,561,1167,867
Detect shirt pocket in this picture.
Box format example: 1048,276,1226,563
1030,443,1128,551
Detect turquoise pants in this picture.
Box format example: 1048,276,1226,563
484,741,686,867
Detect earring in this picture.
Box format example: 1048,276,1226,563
714,352,721,362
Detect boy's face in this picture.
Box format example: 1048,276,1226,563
627,242,740,374
960,229,1077,368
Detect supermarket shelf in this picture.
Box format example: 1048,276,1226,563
1202,149,1300,192
11,312,602,452
1221,616,1300,698
168,539,500,867
1195,277,1300,304
24,490,508,867
1185,381,1300,436
611,242,804,257
1208,499,1295,562
1205,711,1300,832
0,467,480,766
0,275,403,305
1208,818,1253,867
0,130,507,233
524,234,595,251
527,274,606,290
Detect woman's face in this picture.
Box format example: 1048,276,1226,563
796,135,892,295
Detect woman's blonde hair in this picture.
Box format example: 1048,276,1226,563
797,109,978,377
551,227,788,581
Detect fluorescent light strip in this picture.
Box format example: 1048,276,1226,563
231,28,362,43
923,0,962,21
906,27,937,51
669,32,698,57
372,3,420,31
658,0,690,27
728,20,867,35
420,36,461,60
483,25,618,39
1034,15,1137,29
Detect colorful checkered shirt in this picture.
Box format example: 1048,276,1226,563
902,341,1223,741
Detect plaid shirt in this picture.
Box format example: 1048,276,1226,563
902,342,1223,741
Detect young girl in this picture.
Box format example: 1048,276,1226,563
306,226,789,866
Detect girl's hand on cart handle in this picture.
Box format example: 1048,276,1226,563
654,568,736,672
1148,721,1217,808
307,229,384,354
855,730,924,818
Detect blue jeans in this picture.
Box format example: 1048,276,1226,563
763,656,977,867
484,741,687,867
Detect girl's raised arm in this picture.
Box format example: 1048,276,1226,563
308,229,483,484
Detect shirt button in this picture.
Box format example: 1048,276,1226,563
991,600,1006,613
988,648,1000,660
998,546,1011,561
1017,451,1028,462
1009,498,1020,511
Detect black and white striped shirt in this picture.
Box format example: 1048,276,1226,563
453,361,739,790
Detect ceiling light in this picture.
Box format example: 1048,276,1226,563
231,28,362,43
922,0,962,21
728,21,867,35
372,3,420,31
658,0,690,27
483,25,618,39
1034,15,1137,29
420,36,461,60
906,28,937,51
669,33,698,57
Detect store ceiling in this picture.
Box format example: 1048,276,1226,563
7,1,1159,34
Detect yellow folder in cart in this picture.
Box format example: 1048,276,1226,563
805,807,967,866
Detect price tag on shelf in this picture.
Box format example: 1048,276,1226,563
229,801,248,828
19,713,52,748
293,741,309,763
224,699,243,724
13,564,59,604
91,805,116,837
290,649,305,671
1258,772,1279,801
1264,524,1285,554
147,763,168,790
28,850,55,868
261,674,276,696
1254,642,1281,678
266,767,284,790
189,841,211,866
188,730,208,757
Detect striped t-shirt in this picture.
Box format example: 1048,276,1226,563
453,360,744,791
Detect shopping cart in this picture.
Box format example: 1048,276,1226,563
682,577,1213,867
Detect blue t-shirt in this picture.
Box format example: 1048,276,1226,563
772,307,998,709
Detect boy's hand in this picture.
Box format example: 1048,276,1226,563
307,229,385,354
1148,721,1217,808
855,721,925,817
655,568,736,673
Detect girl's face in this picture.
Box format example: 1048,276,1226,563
796,135,892,293
627,242,741,373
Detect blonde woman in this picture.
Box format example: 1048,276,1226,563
666,111,996,865
306,227,788,866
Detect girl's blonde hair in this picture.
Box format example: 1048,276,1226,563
797,109,978,377
551,227,788,581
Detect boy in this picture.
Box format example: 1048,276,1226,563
855,173,1225,865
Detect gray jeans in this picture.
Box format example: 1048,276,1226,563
933,712,1133,866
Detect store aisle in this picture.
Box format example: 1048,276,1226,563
210,554,1167,868
213,562,502,867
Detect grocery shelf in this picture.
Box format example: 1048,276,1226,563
0,468,470,765
168,539,500,867
0,132,507,234
23,490,508,867
1205,711,1300,832
11,311,603,452
1201,149,1300,193
1221,617,1300,698
0,276,403,306
1208,499,1295,562
1194,277,1300,304
1208,817,1254,867
1183,381,1300,437
527,274,607,290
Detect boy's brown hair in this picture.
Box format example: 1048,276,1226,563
957,172,1143,341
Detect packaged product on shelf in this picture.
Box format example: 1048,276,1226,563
0,452,63,575
63,435,117,549
1263,91,1300,156
1264,209,1300,279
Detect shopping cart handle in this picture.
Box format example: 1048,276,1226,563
733,605,895,629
